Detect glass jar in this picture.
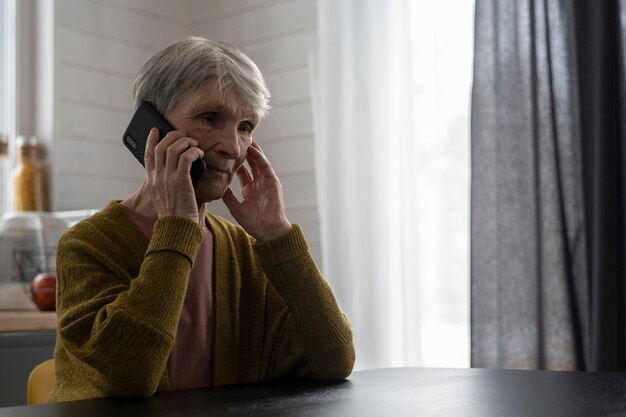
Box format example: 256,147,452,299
0,135,9,214
13,136,48,211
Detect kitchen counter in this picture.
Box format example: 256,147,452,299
0,311,56,332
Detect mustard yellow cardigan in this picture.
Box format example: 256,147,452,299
49,201,354,402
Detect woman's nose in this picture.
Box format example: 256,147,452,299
215,125,241,159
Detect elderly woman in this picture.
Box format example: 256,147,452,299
49,37,354,402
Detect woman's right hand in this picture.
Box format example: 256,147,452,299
144,128,204,223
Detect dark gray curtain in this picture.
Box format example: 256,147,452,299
471,0,626,371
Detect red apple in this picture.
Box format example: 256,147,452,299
30,272,57,311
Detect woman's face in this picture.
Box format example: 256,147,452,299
166,79,260,203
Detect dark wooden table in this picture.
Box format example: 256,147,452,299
2,367,626,416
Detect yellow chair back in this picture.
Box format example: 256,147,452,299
27,359,55,405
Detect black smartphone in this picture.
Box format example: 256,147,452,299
122,101,206,187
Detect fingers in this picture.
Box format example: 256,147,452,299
176,146,205,179
245,141,262,178
246,142,277,178
237,141,279,193
235,164,254,188
148,129,203,177
144,128,159,172
164,137,199,173
154,130,187,169
222,187,241,213
250,140,263,153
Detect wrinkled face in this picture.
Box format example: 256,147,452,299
166,79,260,202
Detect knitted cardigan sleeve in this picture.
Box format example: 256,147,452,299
208,216,355,385
50,211,202,402
253,226,356,379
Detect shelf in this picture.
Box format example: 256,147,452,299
0,311,57,332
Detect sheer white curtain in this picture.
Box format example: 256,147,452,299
311,0,473,370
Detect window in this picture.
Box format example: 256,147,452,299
406,0,474,367
0,0,16,214
0,0,15,138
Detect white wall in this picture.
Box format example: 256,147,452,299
49,0,321,262
51,0,192,211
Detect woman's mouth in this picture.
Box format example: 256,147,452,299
207,166,230,175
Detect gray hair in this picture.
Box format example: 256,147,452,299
132,37,271,118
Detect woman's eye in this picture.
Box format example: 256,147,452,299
203,113,217,124
239,122,254,134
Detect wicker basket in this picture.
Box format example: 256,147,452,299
13,247,56,287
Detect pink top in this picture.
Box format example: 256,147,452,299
120,205,215,390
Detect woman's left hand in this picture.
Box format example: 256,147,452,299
222,140,292,242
